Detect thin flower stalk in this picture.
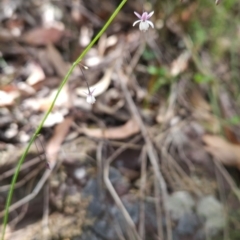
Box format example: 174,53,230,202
79,65,96,104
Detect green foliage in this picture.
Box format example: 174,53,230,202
194,73,213,84
223,0,238,10
228,209,240,240
188,0,240,60
188,0,240,102
147,65,170,94
142,48,156,61
224,116,240,126
147,65,167,76
190,20,207,48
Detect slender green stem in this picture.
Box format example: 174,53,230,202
1,0,126,238
75,0,126,65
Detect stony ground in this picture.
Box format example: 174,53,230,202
1,0,240,239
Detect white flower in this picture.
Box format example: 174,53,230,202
86,94,96,104
133,11,154,32
85,89,96,104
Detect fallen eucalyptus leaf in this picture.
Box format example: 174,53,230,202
82,118,139,140
203,134,240,169
21,27,64,46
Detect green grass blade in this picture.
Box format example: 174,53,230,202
1,0,127,239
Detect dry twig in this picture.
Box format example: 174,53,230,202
0,155,43,181
103,162,141,240
117,69,172,240
42,183,50,240
102,135,143,240
139,146,147,239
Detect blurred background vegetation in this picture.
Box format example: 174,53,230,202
1,0,240,239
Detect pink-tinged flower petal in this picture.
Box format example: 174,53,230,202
147,11,154,19
147,20,154,28
133,20,141,26
134,11,142,19
90,88,95,94
84,88,96,104
142,12,148,21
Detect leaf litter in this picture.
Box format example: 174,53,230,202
1,1,240,240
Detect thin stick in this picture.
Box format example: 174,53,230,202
139,146,147,239
214,162,229,240
8,177,34,227
161,147,202,196
79,65,91,94
213,159,240,201
42,182,50,240
0,156,42,181
105,140,142,150
102,135,142,240
108,135,142,164
103,161,141,240
0,164,44,192
0,163,55,218
126,41,146,76
118,69,172,240
36,136,50,168
96,141,104,200
113,218,127,240
154,174,164,240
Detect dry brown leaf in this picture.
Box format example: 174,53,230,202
170,51,191,77
21,27,64,46
0,28,13,42
79,26,92,47
189,89,211,112
82,118,140,140
46,117,73,167
26,62,45,86
219,90,240,145
17,82,36,96
24,85,70,111
0,86,20,107
46,44,69,77
180,3,198,22
203,134,240,169
45,85,71,110
43,112,64,127
189,89,220,133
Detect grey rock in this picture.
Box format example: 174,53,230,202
73,231,101,240
167,191,195,220
93,217,117,239
109,167,123,184
82,178,99,198
82,179,106,217
172,230,180,240
176,213,199,235
197,195,225,236
109,167,130,196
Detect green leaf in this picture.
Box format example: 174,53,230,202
226,116,240,126
142,49,155,61
194,73,212,84
147,66,167,76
